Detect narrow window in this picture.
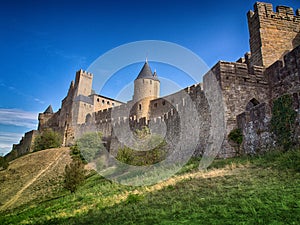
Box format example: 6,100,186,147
139,104,142,110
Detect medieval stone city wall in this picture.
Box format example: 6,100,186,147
215,61,269,132
238,45,300,153
5,130,39,162
6,2,300,160
75,82,211,158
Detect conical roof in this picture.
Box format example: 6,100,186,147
135,61,159,81
44,105,53,114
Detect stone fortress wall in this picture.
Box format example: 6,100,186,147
248,2,300,67
6,2,300,161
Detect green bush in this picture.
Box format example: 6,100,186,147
0,156,9,170
228,128,243,145
33,129,62,151
64,158,86,193
271,95,297,151
228,128,243,155
116,128,167,166
125,194,144,204
75,132,105,162
116,146,134,164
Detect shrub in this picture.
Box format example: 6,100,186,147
33,129,62,151
74,132,105,162
116,128,167,166
64,158,86,193
228,128,243,145
0,156,9,170
271,95,297,151
116,146,134,164
125,194,144,204
228,128,243,155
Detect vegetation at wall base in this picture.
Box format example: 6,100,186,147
0,148,299,225
116,127,167,166
0,156,9,170
33,129,62,152
271,94,297,151
228,128,243,155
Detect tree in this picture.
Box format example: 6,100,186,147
33,129,62,151
64,158,86,193
75,132,105,162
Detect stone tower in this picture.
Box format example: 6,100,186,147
72,69,94,125
132,60,160,120
74,69,93,97
247,2,300,67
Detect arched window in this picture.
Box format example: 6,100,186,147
85,113,92,124
246,98,260,110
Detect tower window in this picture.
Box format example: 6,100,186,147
102,99,105,104
97,98,100,102
107,101,110,105
139,104,142,110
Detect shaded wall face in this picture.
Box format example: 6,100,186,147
266,45,300,100
217,62,269,133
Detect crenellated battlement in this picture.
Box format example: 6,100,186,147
248,2,300,20
217,61,267,87
76,69,93,78
247,2,300,68
265,45,300,100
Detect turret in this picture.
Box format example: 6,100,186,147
38,105,54,131
132,60,160,120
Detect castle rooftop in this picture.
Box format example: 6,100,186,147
135,61,159,81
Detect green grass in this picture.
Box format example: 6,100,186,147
0,149,300,225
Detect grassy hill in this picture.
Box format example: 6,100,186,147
0,148,72,211
0,148,299,224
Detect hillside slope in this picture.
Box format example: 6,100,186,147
0,149,299,224
0,148,71,211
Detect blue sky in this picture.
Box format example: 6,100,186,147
0,0,299,155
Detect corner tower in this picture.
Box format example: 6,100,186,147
247,2,300,67
133,60,160,120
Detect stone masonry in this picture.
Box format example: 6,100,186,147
6,2,300,161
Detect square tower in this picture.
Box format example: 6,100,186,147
247,2,300,67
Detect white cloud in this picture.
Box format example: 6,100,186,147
0,108,38,129
0,132,24,156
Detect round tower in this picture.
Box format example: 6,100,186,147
132,60,160,120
